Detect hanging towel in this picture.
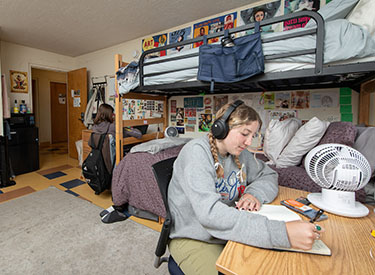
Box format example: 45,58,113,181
1,74,11,118
83,87,103,128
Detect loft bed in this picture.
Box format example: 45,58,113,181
111,5,375,225
114,56,168,165
115,10,375,97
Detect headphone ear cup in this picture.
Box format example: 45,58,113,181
212,119,228,140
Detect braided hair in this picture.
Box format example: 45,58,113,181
209,102,262,180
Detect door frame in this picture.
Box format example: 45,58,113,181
30,64,69,146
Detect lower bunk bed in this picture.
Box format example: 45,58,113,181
109,120,370,226
111,144,185,222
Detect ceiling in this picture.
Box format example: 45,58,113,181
0,0,256,57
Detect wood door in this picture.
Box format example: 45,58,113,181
50,82,67,143
67,68,87,159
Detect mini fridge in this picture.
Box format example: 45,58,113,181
8,114,39,175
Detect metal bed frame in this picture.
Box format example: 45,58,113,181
133,10,375,95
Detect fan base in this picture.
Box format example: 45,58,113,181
308,190,369,218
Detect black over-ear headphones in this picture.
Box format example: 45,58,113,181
211,100,244,140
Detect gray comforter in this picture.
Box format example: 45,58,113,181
111,145,184,218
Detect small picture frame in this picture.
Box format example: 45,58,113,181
10,70,28,93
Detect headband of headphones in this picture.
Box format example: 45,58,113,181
221,100,244,122
211,100,244,139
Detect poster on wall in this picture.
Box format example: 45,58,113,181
291,91,310,109
176,108,184,126
238,0,282,35
186,125,195,132
142,33,168,58
10,70,28,93
199,113,213,132
311,91,339,108
213,95,229,113
193,12,237,48
284,0,320,31
264,93,275,109
275,92,291,109
168,26,192,54
268,110,297,121
170,100,177,113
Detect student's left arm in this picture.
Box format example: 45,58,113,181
242,152,279,206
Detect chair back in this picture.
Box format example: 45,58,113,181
151,157,177,268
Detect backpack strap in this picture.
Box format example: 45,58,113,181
89,132,107,150
254,21,260,33
97,133,107,150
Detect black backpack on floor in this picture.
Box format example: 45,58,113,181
82,133,111,195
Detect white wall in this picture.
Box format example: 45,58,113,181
0,41,76,113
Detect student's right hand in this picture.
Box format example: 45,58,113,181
285,220,324,250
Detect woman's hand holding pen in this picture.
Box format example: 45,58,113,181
236,194,260,212
285,221,325,250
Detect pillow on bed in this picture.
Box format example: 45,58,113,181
346,0,375,36
130,137,192,154
263,118,302,165
304,0,359,28
275,117,330,168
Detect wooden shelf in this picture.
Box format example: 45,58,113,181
123,132,164,145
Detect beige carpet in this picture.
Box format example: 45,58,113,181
0,187,168,275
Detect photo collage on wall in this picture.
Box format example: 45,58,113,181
169,87,340,135
122,98,163,120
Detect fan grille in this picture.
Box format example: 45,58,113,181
305,144,371,191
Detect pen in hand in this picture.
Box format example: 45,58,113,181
310,209,324,223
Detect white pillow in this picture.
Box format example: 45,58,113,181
304,0,359,28
263,118,302,165
346,0,375,36
275,117,330,168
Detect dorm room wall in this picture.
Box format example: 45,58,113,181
0,41,76,113
168,88,360,142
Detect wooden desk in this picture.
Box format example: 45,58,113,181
216,187,375,275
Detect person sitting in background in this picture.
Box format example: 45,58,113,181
92,103,116,137
167,100,324,275
90,104,142,176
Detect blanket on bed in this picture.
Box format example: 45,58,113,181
130,137,192,154
111,145,184,218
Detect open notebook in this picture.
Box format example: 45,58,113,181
248,204,331,256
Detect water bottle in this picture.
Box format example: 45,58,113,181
13,100,19,113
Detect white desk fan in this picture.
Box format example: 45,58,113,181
305,143,371,218
164,126,179,137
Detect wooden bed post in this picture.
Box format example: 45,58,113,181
163,96,168,133
359,79,375,126
115,54,124,164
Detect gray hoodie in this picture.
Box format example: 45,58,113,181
168,135,291,249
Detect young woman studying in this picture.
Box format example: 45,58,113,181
168,100,324,275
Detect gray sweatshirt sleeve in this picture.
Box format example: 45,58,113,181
242,151,279,205
169,140,290,249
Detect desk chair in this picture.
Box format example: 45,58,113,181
151,157,184,275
